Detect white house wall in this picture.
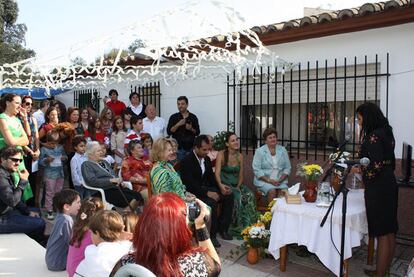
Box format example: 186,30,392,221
57,22,414,158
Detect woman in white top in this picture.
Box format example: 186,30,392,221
110,116,127,164
75,210,132,277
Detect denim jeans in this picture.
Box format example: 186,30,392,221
0,208,46,243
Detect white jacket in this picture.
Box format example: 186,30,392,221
75,240,132,277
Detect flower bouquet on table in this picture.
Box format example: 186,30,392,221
296,163,323,202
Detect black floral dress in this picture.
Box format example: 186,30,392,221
110,251,221,277
360,127,398,237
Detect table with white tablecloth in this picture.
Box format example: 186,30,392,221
268,189,368,276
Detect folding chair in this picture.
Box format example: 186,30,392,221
82,183,114,210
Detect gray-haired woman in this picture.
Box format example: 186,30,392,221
81,141,142,208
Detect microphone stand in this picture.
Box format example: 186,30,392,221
320,166,351,277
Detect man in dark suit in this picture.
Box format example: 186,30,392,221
179,135,234,247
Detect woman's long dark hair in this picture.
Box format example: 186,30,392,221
356,102,393,138
0,93,18,113
224,132,236,165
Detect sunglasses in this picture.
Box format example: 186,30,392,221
24,102,33,106
9,157,23,163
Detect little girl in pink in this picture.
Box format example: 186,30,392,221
66,197,104,277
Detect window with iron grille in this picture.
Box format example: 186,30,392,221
73,89,100,112
227,54,390,160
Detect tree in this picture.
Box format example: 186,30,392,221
0,0,35,65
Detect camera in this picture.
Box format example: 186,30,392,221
186,201,200,222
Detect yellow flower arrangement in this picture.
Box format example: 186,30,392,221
241,222,270,248
296,162,323,181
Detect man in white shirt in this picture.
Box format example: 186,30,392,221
142,104,166,140
33,99,50,127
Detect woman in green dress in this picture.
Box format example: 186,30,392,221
150,137,186,200
0,94,32,201
215,132,257,238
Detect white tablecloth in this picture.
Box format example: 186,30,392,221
268,189,368,276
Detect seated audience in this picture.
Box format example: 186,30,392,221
0,146,45,243
180,135,234,247
215,132,257,237
45,189,81,271
121,140,152,201
75,210,132,277
150,138,186,199
66,197,104,277
110,192,221,277
81,141,143,208
168,137,179,168
252,127,291,203
70,136,89,199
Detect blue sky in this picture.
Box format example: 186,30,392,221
16,0,377,64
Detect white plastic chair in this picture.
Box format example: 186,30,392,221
82,183,114,210
114,263,156,277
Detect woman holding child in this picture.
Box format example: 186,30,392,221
121,140,152,201
215,132,257,237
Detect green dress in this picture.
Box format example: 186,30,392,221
0,113,33,201
150,161,186,200
220,156,258,238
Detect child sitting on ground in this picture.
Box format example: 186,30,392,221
75,210,132,277
45,189,81,271
66,197,104,277
40,129,68,220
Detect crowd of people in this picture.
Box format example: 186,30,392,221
0,89,399,277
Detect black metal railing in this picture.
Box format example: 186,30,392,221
74,88,100,112
227,54,390,160
130,82,161,116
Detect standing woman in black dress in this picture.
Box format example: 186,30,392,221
355,102,398,277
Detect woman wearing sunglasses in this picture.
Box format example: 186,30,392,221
0,94,32,202
21,96,41,207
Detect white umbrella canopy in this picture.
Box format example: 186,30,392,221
0,0,293,90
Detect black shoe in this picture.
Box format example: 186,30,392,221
219,232,233,240
211,237,221,248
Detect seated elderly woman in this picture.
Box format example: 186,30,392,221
150,138,186,199
81,141,143,208
252,127,291,203
110,192,221,277
121,140,152,201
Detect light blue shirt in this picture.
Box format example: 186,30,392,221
252,144,291,190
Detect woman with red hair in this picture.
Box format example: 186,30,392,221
110,192,221,277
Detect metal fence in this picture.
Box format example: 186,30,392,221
227,54,390,160
73,88,100,112
130,82,161,116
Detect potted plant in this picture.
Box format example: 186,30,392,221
296,163,323,202
241,223,271,264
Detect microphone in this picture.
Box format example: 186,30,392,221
344,157,370,167
329,135,352,161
